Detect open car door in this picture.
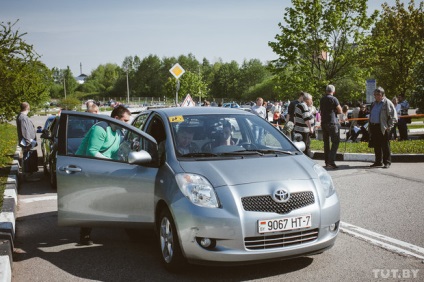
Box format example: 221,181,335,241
56,111,158,228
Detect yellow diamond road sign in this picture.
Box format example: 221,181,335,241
169,63,185,79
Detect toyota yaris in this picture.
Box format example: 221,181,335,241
56,107,340,271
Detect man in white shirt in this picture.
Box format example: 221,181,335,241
251,97,267,143
251,97,266,119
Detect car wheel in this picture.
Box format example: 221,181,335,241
158,208,186,272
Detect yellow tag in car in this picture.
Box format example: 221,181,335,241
169,116,184,123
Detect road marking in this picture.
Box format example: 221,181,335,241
20,195,57,203
340,221,424,260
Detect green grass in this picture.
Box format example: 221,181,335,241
0,123,18,208
408,123,424,129
311,139,424,154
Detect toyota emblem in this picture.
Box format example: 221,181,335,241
273,189,290,203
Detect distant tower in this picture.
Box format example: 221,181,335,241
80,62,82,75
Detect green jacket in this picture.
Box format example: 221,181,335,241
76,121,121,159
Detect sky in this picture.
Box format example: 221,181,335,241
1,0,405,76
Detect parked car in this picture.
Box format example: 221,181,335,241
222,102,240,108
55,107,340,271
41,115,60,189
41,114,94,189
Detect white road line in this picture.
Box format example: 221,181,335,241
20,195,57,203
340,221,424,260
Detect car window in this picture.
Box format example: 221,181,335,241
132,113,149,130
63,114,157,165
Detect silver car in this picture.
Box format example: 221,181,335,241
56,107,340,271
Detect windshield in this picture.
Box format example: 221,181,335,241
168,113,298,158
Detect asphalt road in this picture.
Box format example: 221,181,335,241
10,115,424,281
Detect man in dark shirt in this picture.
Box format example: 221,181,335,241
286,92,304,123
319,85,342,169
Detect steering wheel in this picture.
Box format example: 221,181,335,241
201,142,214,152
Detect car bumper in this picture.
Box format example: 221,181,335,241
171,184,340,265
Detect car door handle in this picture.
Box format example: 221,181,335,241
59,165,82,173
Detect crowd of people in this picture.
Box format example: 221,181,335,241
250,85,411,170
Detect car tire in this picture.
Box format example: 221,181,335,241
158,208,187,272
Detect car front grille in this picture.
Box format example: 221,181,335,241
241,191,315,214
245,228,319,250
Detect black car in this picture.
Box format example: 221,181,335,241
41,115,100,189
41,116,60,189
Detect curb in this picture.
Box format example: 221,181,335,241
0,147,20,282
312,151,424,162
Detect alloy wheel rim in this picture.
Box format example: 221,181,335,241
160,217,174,263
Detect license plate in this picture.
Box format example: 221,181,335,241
258,214,312,234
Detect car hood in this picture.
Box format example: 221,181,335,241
178,155,316,187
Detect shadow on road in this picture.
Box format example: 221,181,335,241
13,209,314,281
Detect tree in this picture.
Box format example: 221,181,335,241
245,76,279,102
59,97,81,111
86,63,120,95
239,59,271,99
164,71,208,103
412,61,424,112
0,20,51,122
63,66,78,97
369,0,424,98
133,55,163,98
268,0,378,97
209,61,240,100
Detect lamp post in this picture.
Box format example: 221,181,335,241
126,70,130,104
63,75,67,99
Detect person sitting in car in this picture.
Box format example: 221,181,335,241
203,121,238,152
174,125,199,155
215,121,236,146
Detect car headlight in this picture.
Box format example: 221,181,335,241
313,164,336,198
175,173,219,208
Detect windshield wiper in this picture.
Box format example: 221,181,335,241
220,150,264,156
254,149,294,155
180,152,218,157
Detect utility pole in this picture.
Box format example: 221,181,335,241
126,70,130,104
198,66,201,104
63,75,67,99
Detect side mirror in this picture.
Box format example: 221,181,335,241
128,150,152,165
41,129,52,139
293,141,306,152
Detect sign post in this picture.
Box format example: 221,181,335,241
366,79,376,103
169,63,185,106
181,94,195,107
